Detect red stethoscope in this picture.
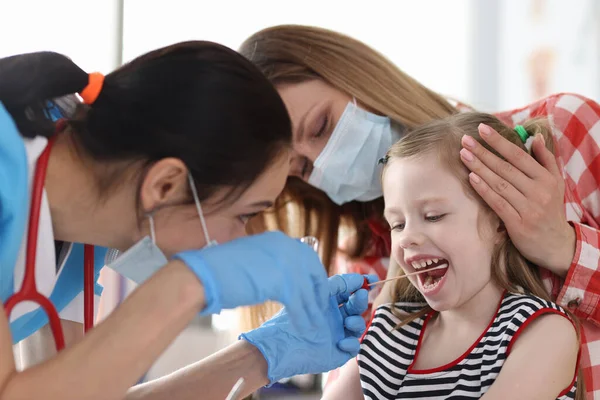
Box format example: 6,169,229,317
3,135,96,351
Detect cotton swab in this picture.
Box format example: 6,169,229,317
338,265,448,308
367,265,448,287
300,236,446,289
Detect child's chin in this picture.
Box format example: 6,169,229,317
423,296,454,312
429,303,452,312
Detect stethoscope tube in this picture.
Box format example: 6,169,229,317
4,136,95,351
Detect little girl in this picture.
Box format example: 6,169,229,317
322,112,582,400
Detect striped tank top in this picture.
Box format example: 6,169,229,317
358,292,577,399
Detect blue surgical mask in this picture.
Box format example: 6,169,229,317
308,100,403,205
105,174,217,284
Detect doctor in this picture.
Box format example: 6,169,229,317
0,43,372,400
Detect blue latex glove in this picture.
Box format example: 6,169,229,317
240,273,379,384
174,231,329,330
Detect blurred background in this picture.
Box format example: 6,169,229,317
2,0,599,397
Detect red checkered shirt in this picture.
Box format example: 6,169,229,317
332,93,600,399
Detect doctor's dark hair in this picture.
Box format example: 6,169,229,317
0,41,292,204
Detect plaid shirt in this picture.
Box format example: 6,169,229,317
333,93,600,399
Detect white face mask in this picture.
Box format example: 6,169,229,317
308,100,403,205
105,174,217,284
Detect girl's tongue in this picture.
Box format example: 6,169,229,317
427,267,448,278
418,259,450,289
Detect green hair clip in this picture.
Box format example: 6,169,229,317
514,125,529,144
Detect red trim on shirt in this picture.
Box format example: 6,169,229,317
505,308,580,398
359,307,379,344
407,291,506,374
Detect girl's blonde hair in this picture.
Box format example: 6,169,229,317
383,112,584,399
238,24,458,329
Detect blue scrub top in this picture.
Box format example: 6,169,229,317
0,101,105,343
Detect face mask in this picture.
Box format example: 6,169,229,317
308,100,403,205
105,174,217,284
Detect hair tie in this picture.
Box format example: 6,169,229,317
515,124,535,151
79,72,105,105
514,125,529,144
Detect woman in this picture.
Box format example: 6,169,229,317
240,25,600,397
0,43,372,399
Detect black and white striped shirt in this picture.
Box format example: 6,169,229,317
358,292,577,399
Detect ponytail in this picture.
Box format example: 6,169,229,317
520,118,556,155
0,52,88,137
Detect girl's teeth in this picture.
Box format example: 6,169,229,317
411,258,446,270
423,275,444,290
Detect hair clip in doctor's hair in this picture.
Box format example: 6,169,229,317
378,155,390,165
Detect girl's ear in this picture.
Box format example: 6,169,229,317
495,219,507,244
497,220,506,233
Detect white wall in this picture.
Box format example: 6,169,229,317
0,0,122,72
123,0,472,104
499,0,600,109
3,0,598,123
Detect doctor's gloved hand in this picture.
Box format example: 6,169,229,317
240,273,377,385
174,231,329,330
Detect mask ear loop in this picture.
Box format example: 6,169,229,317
350,97,359,121
148,213,157,245
187,174,217,247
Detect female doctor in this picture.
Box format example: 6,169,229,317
0,42,372,400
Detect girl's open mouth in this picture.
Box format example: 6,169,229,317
412,258,449,293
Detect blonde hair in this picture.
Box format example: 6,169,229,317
238,24,458,330
383,112,584,399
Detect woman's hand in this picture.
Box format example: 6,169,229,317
460,124,576,276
